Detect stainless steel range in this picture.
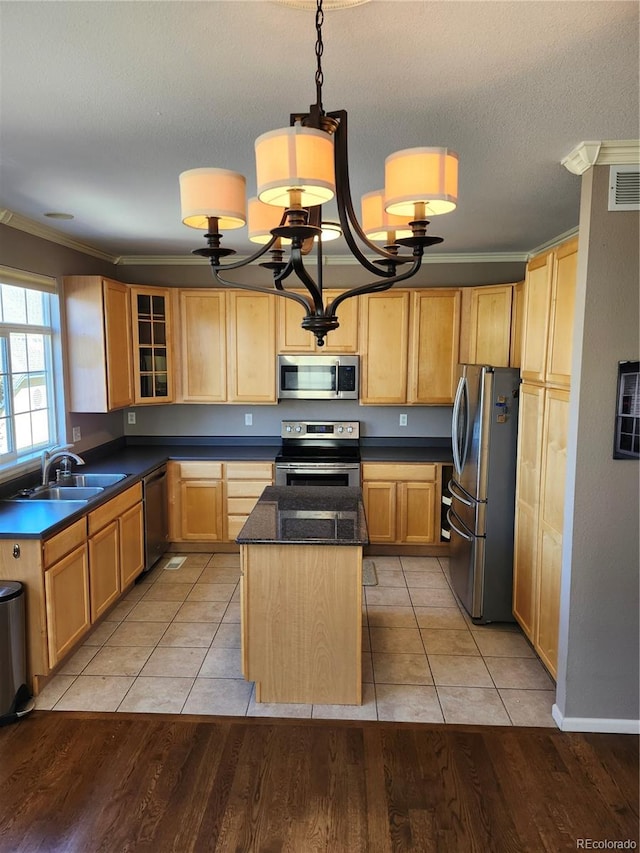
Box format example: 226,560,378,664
275,420,361,487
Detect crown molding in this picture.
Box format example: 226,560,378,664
115,251,528,267
561,140,640,175
527,226,579,259
0,209,115,263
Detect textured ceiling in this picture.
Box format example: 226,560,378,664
0,0,638,261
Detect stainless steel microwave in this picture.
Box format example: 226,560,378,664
277,355,359,400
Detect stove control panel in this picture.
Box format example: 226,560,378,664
281,420,360,439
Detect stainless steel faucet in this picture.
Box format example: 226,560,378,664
41,445,85,486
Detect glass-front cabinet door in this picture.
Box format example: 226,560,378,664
131,286,173,404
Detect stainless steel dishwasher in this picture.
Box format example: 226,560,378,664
143,465,169,572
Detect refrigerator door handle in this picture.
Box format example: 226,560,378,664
448,478,474,507
451,375,466,477
447,508,474,542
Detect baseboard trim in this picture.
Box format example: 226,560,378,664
552,704,640,734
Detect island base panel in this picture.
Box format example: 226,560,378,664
241,544,362,705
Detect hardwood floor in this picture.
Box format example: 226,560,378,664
0,712,637,852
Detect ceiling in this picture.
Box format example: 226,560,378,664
0,0,638,263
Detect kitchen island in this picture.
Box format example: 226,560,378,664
237,486,368,705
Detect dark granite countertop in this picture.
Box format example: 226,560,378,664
236,486,369,546
0,437,451,539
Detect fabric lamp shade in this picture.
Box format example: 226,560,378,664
248,197,289,244
361,190,413,241
384,147,458,217
180,168,247,230
255,125,336,207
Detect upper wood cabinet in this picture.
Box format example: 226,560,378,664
278,290,358,353
227,291,277,402
546,238,578,388
64,276,134,412
131,285,174,404
458,282,524,368
359,291,410,404
175,289,276,404
177,290,227,402
521,237,578,388
408,289,461,404
359,289,460,405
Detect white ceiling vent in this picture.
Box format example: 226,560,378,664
608,165,640,211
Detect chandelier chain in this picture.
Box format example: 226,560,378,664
315,0,324,110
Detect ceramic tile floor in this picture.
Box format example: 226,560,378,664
35,552,557,726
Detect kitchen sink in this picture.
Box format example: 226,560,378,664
28,486,105,500
71,473,128,487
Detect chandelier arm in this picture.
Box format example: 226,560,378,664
328,254,424,314
329,109,415,272
210,266,313,313
289,247,325,313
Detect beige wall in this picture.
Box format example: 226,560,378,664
556,165,640,727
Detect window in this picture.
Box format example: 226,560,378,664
0,267,60,468
614,360,640,459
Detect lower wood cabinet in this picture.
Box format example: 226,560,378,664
169,461,224,542
44,544,90,669
362,463,438,544
513,384,569,678
168,460,272,542
0,482,144,688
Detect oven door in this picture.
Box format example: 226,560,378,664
275,463,360,487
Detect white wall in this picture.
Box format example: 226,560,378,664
555,165,640,730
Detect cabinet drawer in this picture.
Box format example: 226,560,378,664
176,461,223,480
225,462,273,480
362,463,436,482
227,516,248,540
226,480,271,499
88,483,142,535
227,496,261,515
43,518,87,568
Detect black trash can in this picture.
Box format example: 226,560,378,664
0,581,33,725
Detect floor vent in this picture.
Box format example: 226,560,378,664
163,556,187,571
363,560,378,586
608,165,640,211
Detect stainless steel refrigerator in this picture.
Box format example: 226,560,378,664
447,364,520,623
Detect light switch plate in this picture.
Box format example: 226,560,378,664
127,412,136,425
245,413,253,426
399,413,408,426
72,426,81,442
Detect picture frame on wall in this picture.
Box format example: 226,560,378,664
613,360,640,459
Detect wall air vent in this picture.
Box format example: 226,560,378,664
608,165,640,211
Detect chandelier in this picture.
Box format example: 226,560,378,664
179,0,458,346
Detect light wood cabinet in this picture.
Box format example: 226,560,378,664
119,502,145,589
88,520,120,622
521,252,553,383
64,276,134,412
169,461,224,542
513,383,545,638
535,388,569,678
278,290,358,353
177,290,227,402
359,289,460,405
513,235,577,678
362,463,438,544
131,285,174,404
44,544,90,669
359,291,410,404
175,289,276,403
225,462,273,541
408,289,461,404
546,238,578,388
227,291,277,403
459,282,524,368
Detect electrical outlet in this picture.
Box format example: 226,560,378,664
245,413,253,426
72,426,81,442
399,413,408,427
127,411,136,425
